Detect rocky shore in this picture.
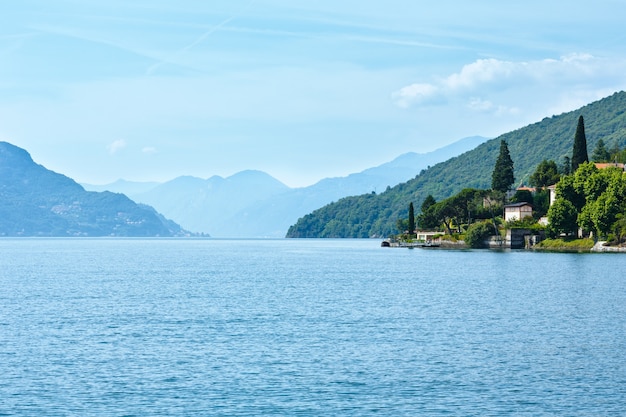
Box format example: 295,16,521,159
591,242,626,252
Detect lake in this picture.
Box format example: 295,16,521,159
1,238,625,416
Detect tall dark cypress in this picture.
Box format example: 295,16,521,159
491,139,515,193
408,202,415,234
571,115,589,172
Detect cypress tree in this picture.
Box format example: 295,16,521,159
417,195,439,230
571,115,589,172
491,139,515,193
408,202,415,235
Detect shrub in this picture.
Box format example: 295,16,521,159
464,220,495,248
534,238,595,252
506,216,545,230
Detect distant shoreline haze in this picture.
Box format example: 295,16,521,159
81,136,489,237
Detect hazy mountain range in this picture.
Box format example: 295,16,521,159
0,142,187,237
83,136,488,237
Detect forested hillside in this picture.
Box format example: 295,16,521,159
0,142,187,237
287,91,626,238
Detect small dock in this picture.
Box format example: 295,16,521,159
381,239,440,248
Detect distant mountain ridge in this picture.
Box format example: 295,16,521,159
83,136,488,237
84,179,160,195
131,170,290,237
286,91,626,238
0,142,187,237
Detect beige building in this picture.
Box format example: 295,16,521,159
504,202,533,222
416,231,441,242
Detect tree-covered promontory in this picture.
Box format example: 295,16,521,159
0,141,188,237
286,91,626,238
491,140,515,193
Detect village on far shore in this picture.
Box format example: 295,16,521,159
384,116,626,252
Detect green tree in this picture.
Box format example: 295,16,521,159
578,202,596,237
590,193,620,238
421,188,490,235
510,189,533,204
491,139,515,193
417,195,439,229
591,138,611,162
452,188,486,226
587,168,626,238
408,202,415,235
574,162,603,202
532,188,550,219
464,220,494,248
431,199,458,235
555,163,626,239
396,218,409,234
529,159,560,188
547,198,578,237
571,115,589,171
421,194,436,211
613,213,626,245
556,173,585,212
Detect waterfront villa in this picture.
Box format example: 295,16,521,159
504,202,533,222
416,230,441,242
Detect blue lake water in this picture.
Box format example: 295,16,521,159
1,238,625,416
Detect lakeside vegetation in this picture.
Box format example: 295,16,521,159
534,238,596,252
287,92,626,239
392,115,626,251
288,93,626,251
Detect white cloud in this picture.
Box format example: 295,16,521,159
467,97,520,116
107,139,127,155
392,83,439,108
392,54,626,113
444,58,517,90
392,58,521,109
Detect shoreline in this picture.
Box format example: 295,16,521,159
590,241,626,252
383,238,626,253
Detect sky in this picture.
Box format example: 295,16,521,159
2,1,626,187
